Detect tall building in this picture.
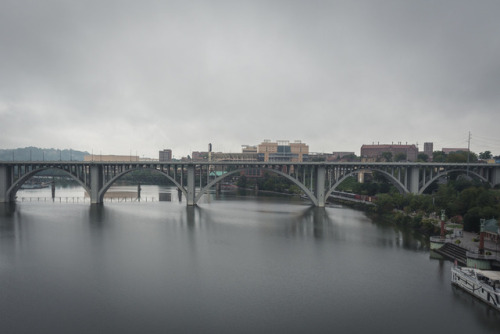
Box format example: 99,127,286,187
159,149,172,161
257,140,309,162
360,143,418,162
423,142,433,160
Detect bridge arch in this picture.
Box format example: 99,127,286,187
194,167,319,205
6,167,90,201
98,167,186,202
418,168,491,194
325,168,408,199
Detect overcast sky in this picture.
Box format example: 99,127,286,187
1,0,499,158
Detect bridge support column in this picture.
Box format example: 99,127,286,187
407,167,419,194
0,165,13,203
90,165,104,204
186,165,196,206
315,166,326,207
491,166,500,188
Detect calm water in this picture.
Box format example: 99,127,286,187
1,186,499,333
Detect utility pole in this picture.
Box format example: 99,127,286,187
466,131,471,176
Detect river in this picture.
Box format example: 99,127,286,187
1,185,499,333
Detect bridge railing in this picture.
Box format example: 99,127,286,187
18,196,160,203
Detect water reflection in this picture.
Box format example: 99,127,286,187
0,203,21,242
451,285,500,328
184,206,196,230
1,193,499,333
0,202,17,217
89,204,106,225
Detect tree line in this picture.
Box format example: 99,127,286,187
361,175,499,233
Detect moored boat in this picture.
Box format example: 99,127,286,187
451,264,500,311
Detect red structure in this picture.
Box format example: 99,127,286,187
479,219,485,255
440,210,446,239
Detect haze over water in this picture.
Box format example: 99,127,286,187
1,186,499,333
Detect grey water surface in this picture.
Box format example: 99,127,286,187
1,186,499,333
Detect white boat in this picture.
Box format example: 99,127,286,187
451,265,500,311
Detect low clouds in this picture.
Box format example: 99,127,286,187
1,0,499,157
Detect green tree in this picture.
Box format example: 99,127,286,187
456,187,480,215
335,176,357,192
417,153,429,162
433,151,446,162
394,153,407,162
446,152,466,163
446,151,478,163
373,193,395,213
463,206,498,232
237,175,247,188
479,151,492,160
342,154,359,162
463,207,481,232
409,194,433,212
380,152,393,162
434,184,459,216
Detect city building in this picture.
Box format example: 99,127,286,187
210,152,258,161
257,140,309,162
84,154,139,162
481,218,499,243
360,143,418,162
423,142,433,160
159,149,172,161
241,145,257,154
190,151,258,162
442,148,469,154
191,151,208,161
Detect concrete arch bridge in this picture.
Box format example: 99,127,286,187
1,161,499,207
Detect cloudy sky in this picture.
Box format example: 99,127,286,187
1,0,499,158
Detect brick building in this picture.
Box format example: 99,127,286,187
360,143,418,162
159,149,172,161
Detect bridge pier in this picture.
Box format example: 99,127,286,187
0,165,13,202
315,165,326,207
90,165,104,204
186,165,196,206
491,167,500,187
407,167,420,194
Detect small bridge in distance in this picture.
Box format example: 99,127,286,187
1,161,499,207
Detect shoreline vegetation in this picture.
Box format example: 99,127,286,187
330,175,500,238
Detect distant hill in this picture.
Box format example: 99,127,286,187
0,147,90,161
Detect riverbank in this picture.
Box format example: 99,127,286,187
329,196,441,236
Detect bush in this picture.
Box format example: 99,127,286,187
455,239,461,245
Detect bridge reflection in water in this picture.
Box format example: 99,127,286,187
1,161,499,207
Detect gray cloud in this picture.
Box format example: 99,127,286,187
1,0,499,157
